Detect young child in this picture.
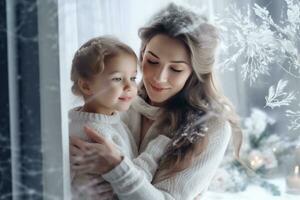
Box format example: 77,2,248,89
69,36,170,200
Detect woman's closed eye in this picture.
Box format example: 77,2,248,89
147,59,159,65
170,65,184,73
171,67,184,73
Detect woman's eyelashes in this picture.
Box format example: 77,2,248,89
146,58,184,73
147,59,159,65
171,67,183,73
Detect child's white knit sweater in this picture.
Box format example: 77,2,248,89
69,107,170,200
102,97,232,200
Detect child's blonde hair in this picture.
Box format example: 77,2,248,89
71,36,137,96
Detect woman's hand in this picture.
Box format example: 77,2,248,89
70,126,123,175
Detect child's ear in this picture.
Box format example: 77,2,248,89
78,78,93,96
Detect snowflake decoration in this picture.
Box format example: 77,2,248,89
217,0,300,84
253,1,300,77
172,111,208,148
217,5,277,85
286,109,300,130
265,79,296,109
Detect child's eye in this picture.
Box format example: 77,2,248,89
130,76,137,82
112,77,122,81
147,59,158,65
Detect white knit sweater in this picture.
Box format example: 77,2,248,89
69,107,170,200
102,97,232,200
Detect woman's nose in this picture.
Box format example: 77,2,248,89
154,66,168,82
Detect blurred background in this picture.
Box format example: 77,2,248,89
1,0,299,199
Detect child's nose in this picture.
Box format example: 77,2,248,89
124,79,134,91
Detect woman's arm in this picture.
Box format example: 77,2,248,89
70,126,171,181
103,156,176,199
132,134,171,181
153,121,231,199
71,121,231,200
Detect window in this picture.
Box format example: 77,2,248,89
1,0,299,199
2,0,69,198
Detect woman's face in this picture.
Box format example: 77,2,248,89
142,34,192,106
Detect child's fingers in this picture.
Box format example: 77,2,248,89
94,179,109,186
89,187,114,200
88,178,112,192
89,192,113,200
92,178,108,185
95,184,113,194
97,190,114,199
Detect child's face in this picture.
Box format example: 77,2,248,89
87,53,137,115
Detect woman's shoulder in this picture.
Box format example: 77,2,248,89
187,109,231,141
204,116,232,150
207,114,230,132
186,108,229,130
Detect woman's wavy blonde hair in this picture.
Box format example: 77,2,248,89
138,3,242,181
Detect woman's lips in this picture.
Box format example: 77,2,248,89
150,83,169,92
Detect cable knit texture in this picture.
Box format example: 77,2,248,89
69,107,171,200
102,96,232,200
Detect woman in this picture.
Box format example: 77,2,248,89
70,3,242,200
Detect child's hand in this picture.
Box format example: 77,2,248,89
70,126,123,175
87,179,114,200
72,178,114,199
